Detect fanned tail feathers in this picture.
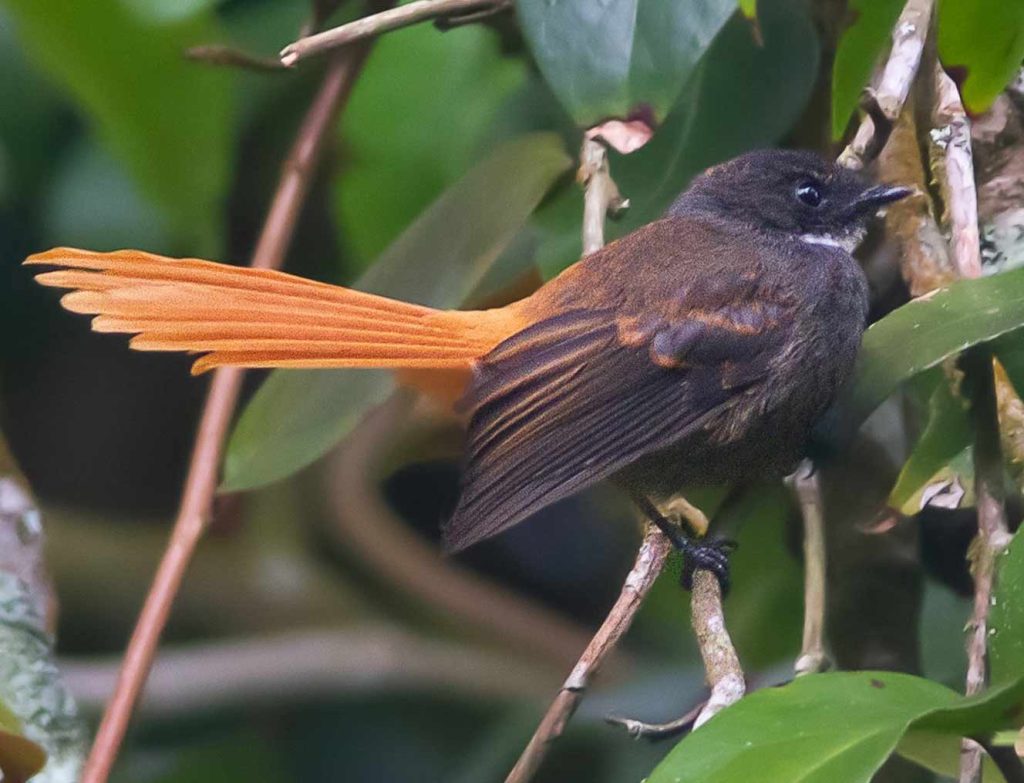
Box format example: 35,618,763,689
26,248,521,375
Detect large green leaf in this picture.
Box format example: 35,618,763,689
831,0,905,139
222,134,571,491
649,672,1024,783
991,529,1024,687
3,0,232,250
938,0,1024,115
534,0,820,277
335,23,525,265
515,0,738,128
846,269,1024,428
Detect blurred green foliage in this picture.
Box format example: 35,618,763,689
1,0,1023,781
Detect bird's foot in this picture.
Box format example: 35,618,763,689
679,537,737,595
632,493,736,595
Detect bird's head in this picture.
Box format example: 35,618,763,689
669,149,912,252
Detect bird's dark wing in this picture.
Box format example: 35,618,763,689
442,298,791,552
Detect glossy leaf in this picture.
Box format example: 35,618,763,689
535,0,820,276
222,134,571,491
335,23,525,264
831,0,904,138
938,0,1024,115
845,268,1024,427
3,0,232,250
649,672,1024,783
516,0,738,128
889,375,971,513
991,529,1024,687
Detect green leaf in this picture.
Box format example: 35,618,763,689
534,0,820,277
222,134,572,491
846,269,1024,428
648,672,1024,783
991,530,1024,687
515,0,738,128
889,375,972,513
3,0,232,250
938,0,1024,115
335,23,526,265
739,0,757,20
831,0,905,139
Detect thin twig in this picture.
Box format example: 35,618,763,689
577,137,629,255
185,45,287,72
930,65,982,278
838,0,933,170
505,525,673,783
605,700,705,740
959,350,1014,783
79,47,375,783
786,460,832,677
280,0,512,66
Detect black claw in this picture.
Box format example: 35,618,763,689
679,538,735,596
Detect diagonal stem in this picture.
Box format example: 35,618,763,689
79,45,375,783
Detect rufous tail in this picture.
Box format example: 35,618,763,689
26,248,524,376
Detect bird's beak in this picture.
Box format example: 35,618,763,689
855,184,914,213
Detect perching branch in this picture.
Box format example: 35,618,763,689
689,570,746,727
78,46,378,783
280,0,513,67
505,525,673,783
838,0,933,170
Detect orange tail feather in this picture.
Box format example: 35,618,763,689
26,248,525,378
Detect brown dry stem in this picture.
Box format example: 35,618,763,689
839,0,933,170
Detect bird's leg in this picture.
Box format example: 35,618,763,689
785,460,833,676
632,493,736,595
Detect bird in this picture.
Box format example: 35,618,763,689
25,149,909,587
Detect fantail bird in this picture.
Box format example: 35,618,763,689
26,149,910,579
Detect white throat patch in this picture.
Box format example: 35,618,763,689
799,230,862,253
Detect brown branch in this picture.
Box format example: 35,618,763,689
689,570,745,726
838,0,933,170
280,0,512,67
63,628,557,720
930,65,983,279
505,525,673,783
78,47,375,783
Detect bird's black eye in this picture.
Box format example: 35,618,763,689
795,181,823,207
